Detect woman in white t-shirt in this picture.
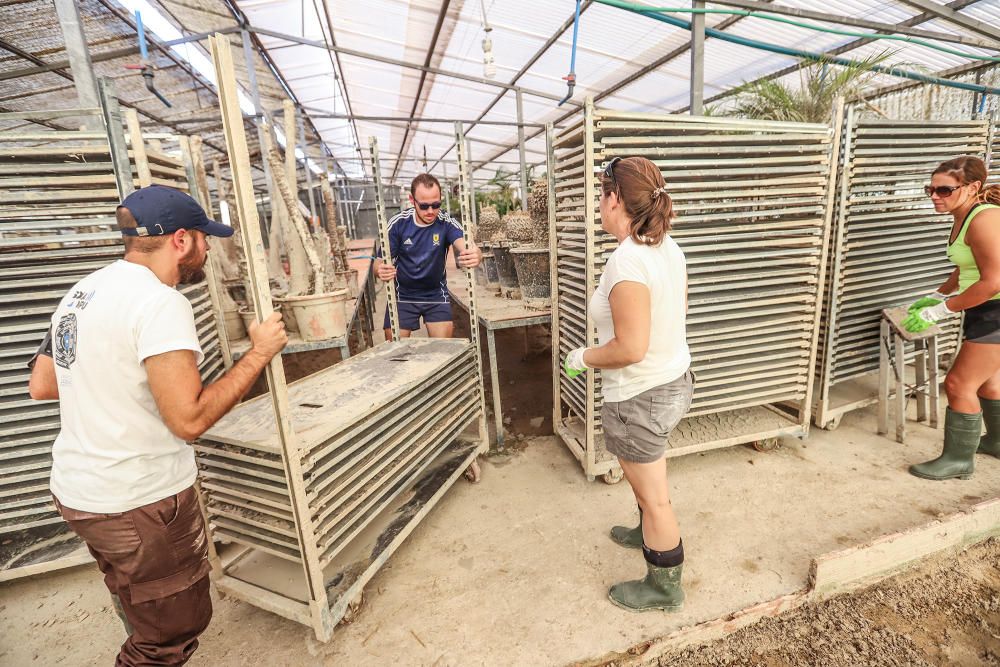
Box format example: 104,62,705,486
563,156,693,612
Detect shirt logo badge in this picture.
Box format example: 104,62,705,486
54,313,78,369
432,233,440,246
403,238,414,246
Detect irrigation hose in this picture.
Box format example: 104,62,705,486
594,0,1000,96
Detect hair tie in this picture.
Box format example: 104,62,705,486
651,185,669,200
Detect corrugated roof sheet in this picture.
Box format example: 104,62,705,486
0,0,997,184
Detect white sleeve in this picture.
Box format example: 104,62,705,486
605,245,649,291
135,289,204,364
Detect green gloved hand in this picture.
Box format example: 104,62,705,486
907,291,947,315
901,312,934,333
902,301,952,333
563,347,588,378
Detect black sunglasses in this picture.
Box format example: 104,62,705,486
603,157,622,194
416,201,442,211
925,185,961,198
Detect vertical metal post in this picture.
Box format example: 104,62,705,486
801,98,846,430
894,328,906,443
97,78,134,198
816,104,856,426
546,122,561,438
915,339,928,423
928,335,940,429
54,0,101,129
369,137,400,341
689,0,706,116
455,122,490,452
209,33,333,641
878,318,889,436
516,89,528,210
582,98,597,475
466,138,478,230
443,163,452,215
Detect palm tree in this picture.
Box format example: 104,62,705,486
729,52,894,123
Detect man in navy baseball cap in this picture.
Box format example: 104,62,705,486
117,185,233,285
118,184,234,239
28,185,288,664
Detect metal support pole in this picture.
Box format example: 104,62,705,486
516,89,529,209
443,163,452,215
54,0,101,129
690,0,706,116
369,137,399,340
97,78,134,198
455,122,490,452
466,138,478,230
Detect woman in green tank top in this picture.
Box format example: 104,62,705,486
903,156,1000,481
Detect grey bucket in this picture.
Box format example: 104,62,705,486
510,247,551,307
492,243,519,290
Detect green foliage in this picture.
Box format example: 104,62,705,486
475,167,523,217
729,52,893,123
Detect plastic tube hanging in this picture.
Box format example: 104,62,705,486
559,0,583,106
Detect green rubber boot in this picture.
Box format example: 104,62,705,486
610,507,643,549
608,562,684,612
909,408,981,481
978,398,1000,458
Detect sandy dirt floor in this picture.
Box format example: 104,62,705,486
2,399,1000,666
646,538,1000,667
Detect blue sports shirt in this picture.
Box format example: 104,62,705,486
384,208,464,302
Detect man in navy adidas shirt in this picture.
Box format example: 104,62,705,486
377,173,482,339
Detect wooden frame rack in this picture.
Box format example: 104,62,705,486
550,99,844,482
202,34,487,642
812,114,992,430
0,82,226,581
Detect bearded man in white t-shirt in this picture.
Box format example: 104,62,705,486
28,185,287,666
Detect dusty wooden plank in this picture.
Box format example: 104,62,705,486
810,499,1000,599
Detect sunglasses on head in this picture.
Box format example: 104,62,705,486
416,201,442,211
603,156,622,193
925,185,961,198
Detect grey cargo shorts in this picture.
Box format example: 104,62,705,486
601,370,694,464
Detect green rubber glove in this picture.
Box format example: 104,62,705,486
901,312,934,333
563,347,588,378
907,291,947,315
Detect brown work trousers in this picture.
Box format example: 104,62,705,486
54,486,213,666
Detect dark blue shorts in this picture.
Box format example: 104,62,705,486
384,301,453,331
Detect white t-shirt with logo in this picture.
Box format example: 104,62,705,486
49,259,204,513
589,235,691,403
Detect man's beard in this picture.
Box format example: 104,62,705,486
178,246,207,284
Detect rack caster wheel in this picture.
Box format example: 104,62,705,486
340,591,364,625
752,438,779,452
602,468,624,485
819,415,842,431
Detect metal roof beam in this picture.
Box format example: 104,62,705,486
248,27,574,105
708,0,1000,48
0,28,239,83
295,109,547,128
895,0,1000,45
453,7,756,173
313,0,365,172
692,0,983,110
426,1,594,173
390,0,452,181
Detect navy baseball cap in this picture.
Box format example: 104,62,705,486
117,185,234,238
